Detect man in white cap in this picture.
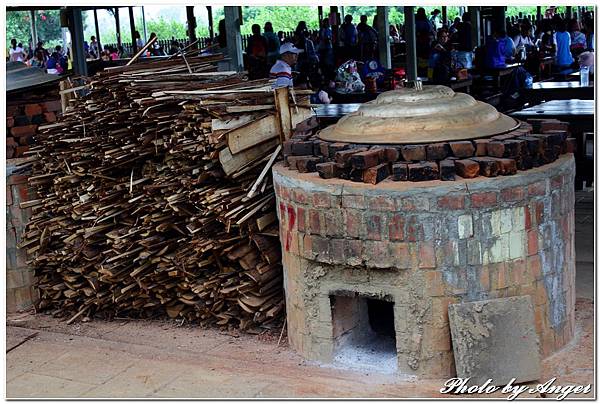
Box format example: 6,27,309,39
269,42,303,89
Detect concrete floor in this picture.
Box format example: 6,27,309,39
6,191,594,399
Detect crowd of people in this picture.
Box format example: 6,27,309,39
8,39,69,74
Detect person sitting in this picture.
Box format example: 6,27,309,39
389,24,400,43
428,29,451,81
484,29,514,69
28,50,45,68
514,24,536,51
569,20,587,57
449,17,461,35
539,19,556,57
553,18,574,70
270,42,302,89
452,12,474,69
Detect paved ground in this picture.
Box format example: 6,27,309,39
6,191,595,399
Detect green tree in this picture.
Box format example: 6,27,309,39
7,10,84,52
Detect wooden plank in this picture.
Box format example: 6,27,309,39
219,138,279,176
274,87,292,141
227,115,278,154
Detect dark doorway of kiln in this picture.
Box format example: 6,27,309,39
330,293,397,372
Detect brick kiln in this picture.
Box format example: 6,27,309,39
273,86,576,377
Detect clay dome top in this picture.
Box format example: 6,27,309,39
317,85,520,144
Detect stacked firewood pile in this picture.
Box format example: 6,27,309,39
19,54,312,330
284,120,577,184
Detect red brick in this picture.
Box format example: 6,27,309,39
368,195,395,211
18,135,33,146
6,137,18,148
524,206,532,229
342,194,365,209
24,104,42,117
7,175,28,186
527,255,542,280
527,230,538,256
7,147,15,159
302,234,313,257
345,209,363,238
10,125,37,137
330,238,345,263
344,239,364,265
324,210,344,237
312,236,330,261
43,111,57,123
312,192,331,208
297,206,306,232
471,192,497,208
528,181,546,196
7,187,13,206
437,194,465,210
366,213,383,241
388,214,405,241
7,117,14,128
534,201,545,224
292,189,309,204
278,202,287,225
419,242,436,269
500,186,525,202
550,175,563,189
389,242,411,268
308,209,322,235
406,216,423,242
41,100,63,113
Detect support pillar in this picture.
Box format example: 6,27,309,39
29,10,37,48
468,6,481,49
114,7,122,50
129,6,137,53
207,6,214,40
566,6,572,19
442,6,447,27
224,6,244,72
330,6,339,45
186,6,197,48
93,9,102,58
142,6,148,42
318,6,323,24
536,6,542,23
492,6,506,33
69,7,88,76
404,6,417,81
376,7,391,69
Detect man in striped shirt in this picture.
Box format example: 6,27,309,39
269,42,303,89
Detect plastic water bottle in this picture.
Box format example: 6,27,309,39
525,74,533,89
580,65,590,87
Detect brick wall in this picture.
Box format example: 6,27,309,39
6,162,36,312
273,154,576,378
7,91,61,159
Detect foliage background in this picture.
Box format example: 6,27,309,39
7,5,573,50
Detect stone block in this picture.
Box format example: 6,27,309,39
448,296,540,386
457,214,473,239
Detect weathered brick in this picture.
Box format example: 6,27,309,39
426,143,449,160
455,159,479,178
418,242,436,269
449,141,475,158
297,206,306,232
500,186,525,202
534,201,545,224
388,214,405,241
473,139,490,156
7,187,13,206
388,242,411,269
342,194,365,209
10,125,37,137
471,192,497,208
43,111,57,123
550,175,563,189
425,271,444,297
400,145,426,161
365,240,391,268
344,239,364,266
24,104,43,117
368,195,395,211
41,100,63,113
437,194,465,210
324,210,344,237
292,189,309,204
527,230,538,256
312,192,331,208
405,216,423,242
7,116,15,128
408,162,439,181
524,205,532,229
527,255,542,280
312,236,330,262
345,209,364,238
308,209,323,235
365,213,383,241
364,163,390,184
528,181,546,196
350,149,381,169
330,238,345,263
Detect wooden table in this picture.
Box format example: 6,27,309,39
524,81,594,104
511,99,594,188
567,71,595,82
485,62,524,88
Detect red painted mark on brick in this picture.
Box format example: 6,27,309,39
285,204,296,251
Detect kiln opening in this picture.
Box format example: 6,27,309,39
330,293,398,373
